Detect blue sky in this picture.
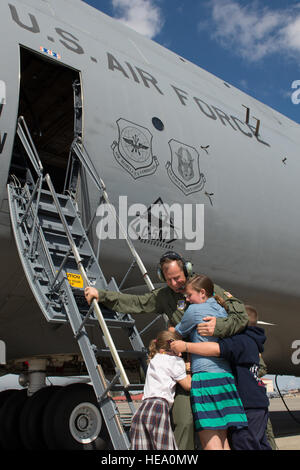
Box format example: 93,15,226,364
84,0,300,124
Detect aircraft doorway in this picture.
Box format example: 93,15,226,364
9,47,82,193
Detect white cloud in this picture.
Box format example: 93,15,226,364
111,0,164,39
283,16,300,51
206,0,300,62
239,79,249,91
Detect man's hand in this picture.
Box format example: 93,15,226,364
170,340,186,354
84,287,99,305
197,316,216,336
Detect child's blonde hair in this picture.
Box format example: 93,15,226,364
186,274,226,308
148,330,181,362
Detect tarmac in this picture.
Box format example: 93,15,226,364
269,395,300,450
116,393,300,451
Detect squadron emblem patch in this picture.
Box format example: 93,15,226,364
111,118,159,179
166,139,206,195
177,300,186,311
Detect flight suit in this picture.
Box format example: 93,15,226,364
97,284,248,450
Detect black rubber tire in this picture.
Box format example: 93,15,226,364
0,389,19,449
42,383,112,450
19,385,61,449
0,389,18,409
0,389,28,449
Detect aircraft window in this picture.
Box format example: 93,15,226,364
152,117,164,131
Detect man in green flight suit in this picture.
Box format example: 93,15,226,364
84,251,248,450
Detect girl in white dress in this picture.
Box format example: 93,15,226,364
130,330,191,450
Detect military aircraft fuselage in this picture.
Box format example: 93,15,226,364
0,0,299,376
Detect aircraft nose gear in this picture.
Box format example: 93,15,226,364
70,402,102,444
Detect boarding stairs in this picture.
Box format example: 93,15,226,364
7,117,158,450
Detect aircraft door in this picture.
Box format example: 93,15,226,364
9,47,82,194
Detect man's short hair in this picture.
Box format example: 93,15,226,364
157,251,192,281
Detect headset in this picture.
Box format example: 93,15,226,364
157,251,193,282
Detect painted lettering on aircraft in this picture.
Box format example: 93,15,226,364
172,85,270,147
107,53,164,95
55,27,84,55
9,3,83,54
8,2,270,147
9,3,40,33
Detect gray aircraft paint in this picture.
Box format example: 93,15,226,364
0,0,299,376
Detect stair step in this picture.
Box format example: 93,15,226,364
39,189,70,204
113,384,144,392
48,245,92,259
40,219,83,237
103,318,136,328
37,201,76,220
97,349,147,359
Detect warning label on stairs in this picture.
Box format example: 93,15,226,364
67,272,84,288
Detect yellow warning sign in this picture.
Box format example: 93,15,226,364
66,272,84,288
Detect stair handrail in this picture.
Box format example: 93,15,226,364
16,116,44,255
71,139,155,293
17,116,44,177
14,118,135,388
44,173,131,389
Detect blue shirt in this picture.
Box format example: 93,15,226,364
175,297,232,374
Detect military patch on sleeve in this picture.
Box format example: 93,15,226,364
224,291,233,298
177,300,186,311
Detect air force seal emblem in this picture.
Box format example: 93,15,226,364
166,139,206,195
111,118,159,179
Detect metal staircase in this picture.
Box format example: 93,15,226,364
7,117,157,450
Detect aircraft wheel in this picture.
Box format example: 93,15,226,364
42,383,111,450
0,390,19,449
0,389,28,449
19,385,61,449
0,389,17,408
